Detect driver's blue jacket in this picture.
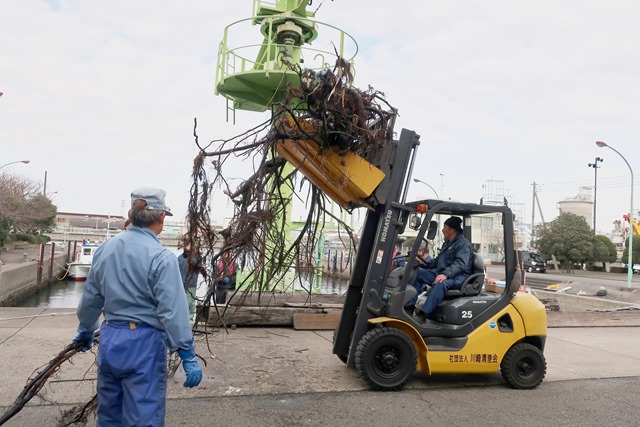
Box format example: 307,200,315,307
426,233,473,282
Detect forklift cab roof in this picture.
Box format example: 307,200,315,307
408,199,514,217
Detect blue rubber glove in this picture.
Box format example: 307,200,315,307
177,348,202,388
73,330,94,352
223,277,230,285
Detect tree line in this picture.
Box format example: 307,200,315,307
533,212,639,271
0,172,56,246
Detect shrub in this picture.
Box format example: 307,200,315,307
11,233,49,244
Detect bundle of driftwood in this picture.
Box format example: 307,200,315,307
185,58,397,327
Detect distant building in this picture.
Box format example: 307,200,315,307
557,186,593,227
55,212,127,230
49,212,186,245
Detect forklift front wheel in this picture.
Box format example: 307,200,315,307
355,326,417,391
500,342,547,389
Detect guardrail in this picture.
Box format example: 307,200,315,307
45,230,194,249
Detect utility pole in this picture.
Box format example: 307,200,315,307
43,170,47,196
587,157,603,234
535,190,545,223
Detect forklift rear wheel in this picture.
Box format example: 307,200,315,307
501,343,546,389
355,327,417,391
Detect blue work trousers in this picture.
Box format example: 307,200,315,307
407,268,436,306
415,269,463,315
97,321,167,427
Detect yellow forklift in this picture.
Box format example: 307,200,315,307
327,129,548,391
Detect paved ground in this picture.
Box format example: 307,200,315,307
0,307,639,426
2,244,640,425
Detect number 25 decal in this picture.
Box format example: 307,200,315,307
462,311,472,319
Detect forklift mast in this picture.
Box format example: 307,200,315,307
333,129,421,367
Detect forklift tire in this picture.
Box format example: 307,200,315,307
354,327,417,391
500,343,546,389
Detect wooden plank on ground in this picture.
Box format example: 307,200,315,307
204,305,342,327
228,291,346,307
284,302,344,309
205,306,296,327
293,312,341,330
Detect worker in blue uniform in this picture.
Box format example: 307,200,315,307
73,187,202,426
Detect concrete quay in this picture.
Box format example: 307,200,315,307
0,307,640,426
0,245,67,306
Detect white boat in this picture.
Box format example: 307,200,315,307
67,243,100,281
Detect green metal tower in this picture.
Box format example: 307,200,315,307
215,0,357,119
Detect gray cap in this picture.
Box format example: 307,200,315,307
130,187,173,216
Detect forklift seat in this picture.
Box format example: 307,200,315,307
445,253,485,298
385,266,418,306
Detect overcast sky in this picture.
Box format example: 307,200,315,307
2,1,639,235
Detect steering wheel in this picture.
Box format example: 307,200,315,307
418,256,431,268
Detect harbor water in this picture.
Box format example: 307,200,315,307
15,277,347,308
15,275,349,308
15,280,87,308
13,245,349,308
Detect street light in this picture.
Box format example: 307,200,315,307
587,156,603,234
46,191,58,201
0,160,30,171
596,141,634,290
412,178,440,199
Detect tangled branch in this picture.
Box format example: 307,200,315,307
0,335,99,426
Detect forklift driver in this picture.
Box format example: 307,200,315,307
413,216,473,320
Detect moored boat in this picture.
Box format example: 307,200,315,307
67,243,100,281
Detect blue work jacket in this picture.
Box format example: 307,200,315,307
76,226,194,351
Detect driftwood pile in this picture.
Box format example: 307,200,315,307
184,58,397,331
200,291,345,330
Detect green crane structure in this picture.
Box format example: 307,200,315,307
215,0,357,118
